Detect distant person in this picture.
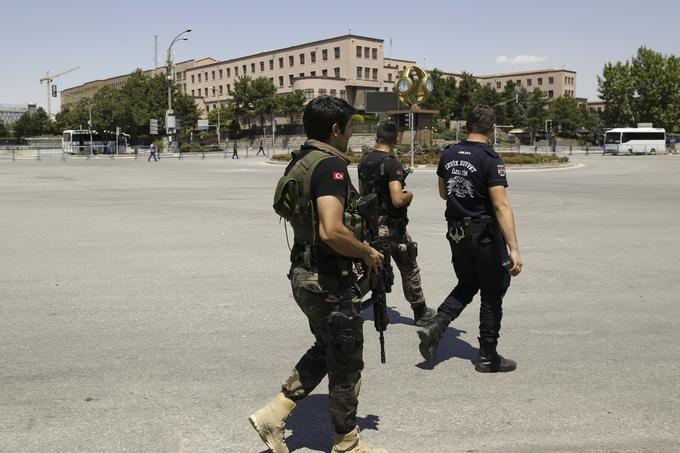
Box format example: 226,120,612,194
256,140,266,157
148,143,158,162
232,142,239,159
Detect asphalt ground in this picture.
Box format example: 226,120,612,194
0,154,678,453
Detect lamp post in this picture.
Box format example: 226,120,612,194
62,91,94,159
212,86,221,146
166,28,191,153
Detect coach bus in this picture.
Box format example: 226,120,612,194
603,127,666,155
62,129,106,154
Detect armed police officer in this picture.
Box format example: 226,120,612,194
249,96,388,453
418,104,522,373
358,121,436,327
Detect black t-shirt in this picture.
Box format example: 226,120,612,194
358,150,405,211
436,140,508,221
285,147,350,200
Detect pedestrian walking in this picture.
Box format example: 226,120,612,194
418,104,522,373
147,143,158,162
249,96,387,453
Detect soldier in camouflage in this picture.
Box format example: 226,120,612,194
249,96,388,453
358,121,436,327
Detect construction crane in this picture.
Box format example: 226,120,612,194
39,67,79,117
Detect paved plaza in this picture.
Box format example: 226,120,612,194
1,154,679,452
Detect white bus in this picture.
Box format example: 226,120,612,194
604,127,666,155
62,129,106,154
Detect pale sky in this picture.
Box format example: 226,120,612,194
3,0,678,111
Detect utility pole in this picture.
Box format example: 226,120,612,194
39,67,79,117
166,29,191,154
154,35,158,69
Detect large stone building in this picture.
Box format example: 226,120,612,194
61,34,579,120
184,34,415,115
61,58,217,107
476,68,577,99
0,103,37,125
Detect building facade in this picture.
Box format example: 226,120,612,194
61,58,217,107
191,35,415,116
61,34,580,122
476,68,577,99
0,103,37,125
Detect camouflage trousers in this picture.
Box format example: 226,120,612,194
281,264,364,435
378,219,426,306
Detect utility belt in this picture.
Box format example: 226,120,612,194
290,244,354,278
447,216,496,243
379,214,408,235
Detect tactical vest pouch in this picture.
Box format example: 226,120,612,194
273,175,300,220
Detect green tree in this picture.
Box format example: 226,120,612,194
31,107,55,135
547,95,583,137
229,76,255,128
452,72,480,120
422,68,457,118
12,112,32,137
275,90,306,124
0,121,7,137
250,77,278,126
580,105,605,144
598,61,635,127
523,89,549,144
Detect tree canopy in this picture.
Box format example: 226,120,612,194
598,47,680,131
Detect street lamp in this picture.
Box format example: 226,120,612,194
211,86,221,146
61,91,94,159
166,28,191,152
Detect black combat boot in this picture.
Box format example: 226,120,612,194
416,315,448,362
412,303,437,327
474,337,516,373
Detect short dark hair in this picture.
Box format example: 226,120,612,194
466,104,496,135
303,96,355,141
376,121,398,146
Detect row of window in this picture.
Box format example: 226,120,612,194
356,46,379,60
191,68,344,95
492,76,556,90
565,76,574,85
356,67,379,80
189,68,348,98
187,47,343,84
303,88,346,101
202,88,348,109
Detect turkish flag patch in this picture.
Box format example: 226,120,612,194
332,171,345,181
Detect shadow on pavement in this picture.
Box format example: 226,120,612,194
256,394,381,453
361,302,414,327
415,326,478,370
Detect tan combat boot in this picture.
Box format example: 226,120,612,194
248,392,296,453
331,426,388,453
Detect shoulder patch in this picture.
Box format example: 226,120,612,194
332,171,345,181
497,164,506,177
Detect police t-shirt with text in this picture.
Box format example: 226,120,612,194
436,140,508,221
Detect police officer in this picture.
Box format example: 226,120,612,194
358,121,436,327
249,96,387,453
418,104,522,372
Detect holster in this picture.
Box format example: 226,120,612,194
329,310,364,354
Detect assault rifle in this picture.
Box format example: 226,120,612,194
357,193,394,364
